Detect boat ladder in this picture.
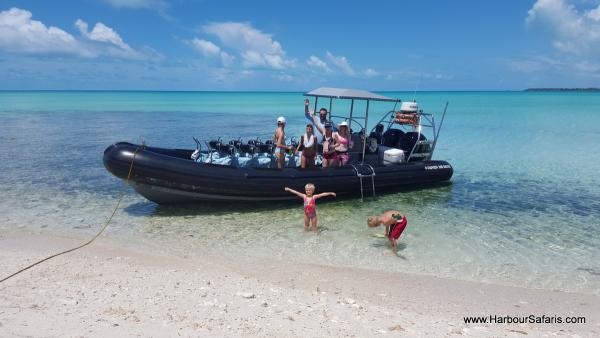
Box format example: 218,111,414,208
350,163,376,201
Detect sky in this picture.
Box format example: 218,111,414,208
0,0,599,90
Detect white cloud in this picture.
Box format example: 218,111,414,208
103,0,167,10
76,19,131,50
0,8,156,61
202,22,295,70
588,5,600,21
0,7,89,56
306,55,330,72
363,68,379,77
277,73,293,82
75,19,152,60
191,39,220,56
526,0,600,55
325,51,355,76
191,38,234,67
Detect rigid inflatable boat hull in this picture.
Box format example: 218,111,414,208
103,142,453,204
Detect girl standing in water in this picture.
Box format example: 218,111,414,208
284,183,336,234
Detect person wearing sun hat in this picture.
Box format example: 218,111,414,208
273,116,291,169
332,120,351,166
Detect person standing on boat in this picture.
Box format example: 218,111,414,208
321,122,336,168
273,116,292,169
309,109,336,168
332,121,351,166
295,124,318,168
305,99,335,141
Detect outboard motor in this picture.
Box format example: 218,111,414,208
382,128,404,147
398,132,429,153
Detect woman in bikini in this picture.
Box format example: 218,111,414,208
295,124,318,168
332,121,351,167
284,183,336,234
273,116,291,169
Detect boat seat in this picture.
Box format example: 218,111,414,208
239,143,255,154
229,140,242,149
208,139,222,150
254,156,273,168
216,143,235,155
256,144,273,153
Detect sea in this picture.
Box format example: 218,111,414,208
1,90,599,295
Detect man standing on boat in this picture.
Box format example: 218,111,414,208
273,116,292,169
305,99,335,141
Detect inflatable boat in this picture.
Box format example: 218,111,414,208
103,87,453,204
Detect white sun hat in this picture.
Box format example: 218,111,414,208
338,121,348,127
277,116,286,124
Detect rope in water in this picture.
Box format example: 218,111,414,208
0,146,142,284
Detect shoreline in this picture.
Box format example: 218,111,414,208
1,231,598,337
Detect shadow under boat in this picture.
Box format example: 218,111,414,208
122,180,454,217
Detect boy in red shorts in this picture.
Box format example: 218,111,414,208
368,210,408,255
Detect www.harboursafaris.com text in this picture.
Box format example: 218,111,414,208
463,314,586,324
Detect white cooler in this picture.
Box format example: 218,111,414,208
378,145,405,165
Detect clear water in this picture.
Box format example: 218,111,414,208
1,91,599,294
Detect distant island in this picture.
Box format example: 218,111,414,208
525,88,600,92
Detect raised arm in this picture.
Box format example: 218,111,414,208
314,192,336,199
284,187,305,198
305,99,324,136
311,114,325,136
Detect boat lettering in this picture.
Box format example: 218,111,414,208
424,164,451,170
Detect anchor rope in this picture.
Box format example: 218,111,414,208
0,146,142,284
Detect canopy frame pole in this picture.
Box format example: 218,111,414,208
314,97,318,117
348,99,354,131
329,98,333,121
361,99,370,164
429,101,449,159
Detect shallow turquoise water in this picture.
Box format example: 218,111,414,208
1,91,599,294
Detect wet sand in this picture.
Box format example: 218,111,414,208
1,231,598,337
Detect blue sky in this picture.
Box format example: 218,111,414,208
1,0,599,90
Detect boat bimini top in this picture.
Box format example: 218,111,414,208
303,87,448,164
304,87,400,102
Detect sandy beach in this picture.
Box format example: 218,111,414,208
1,231,598,337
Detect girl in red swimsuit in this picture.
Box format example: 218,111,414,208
284,184,336,234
